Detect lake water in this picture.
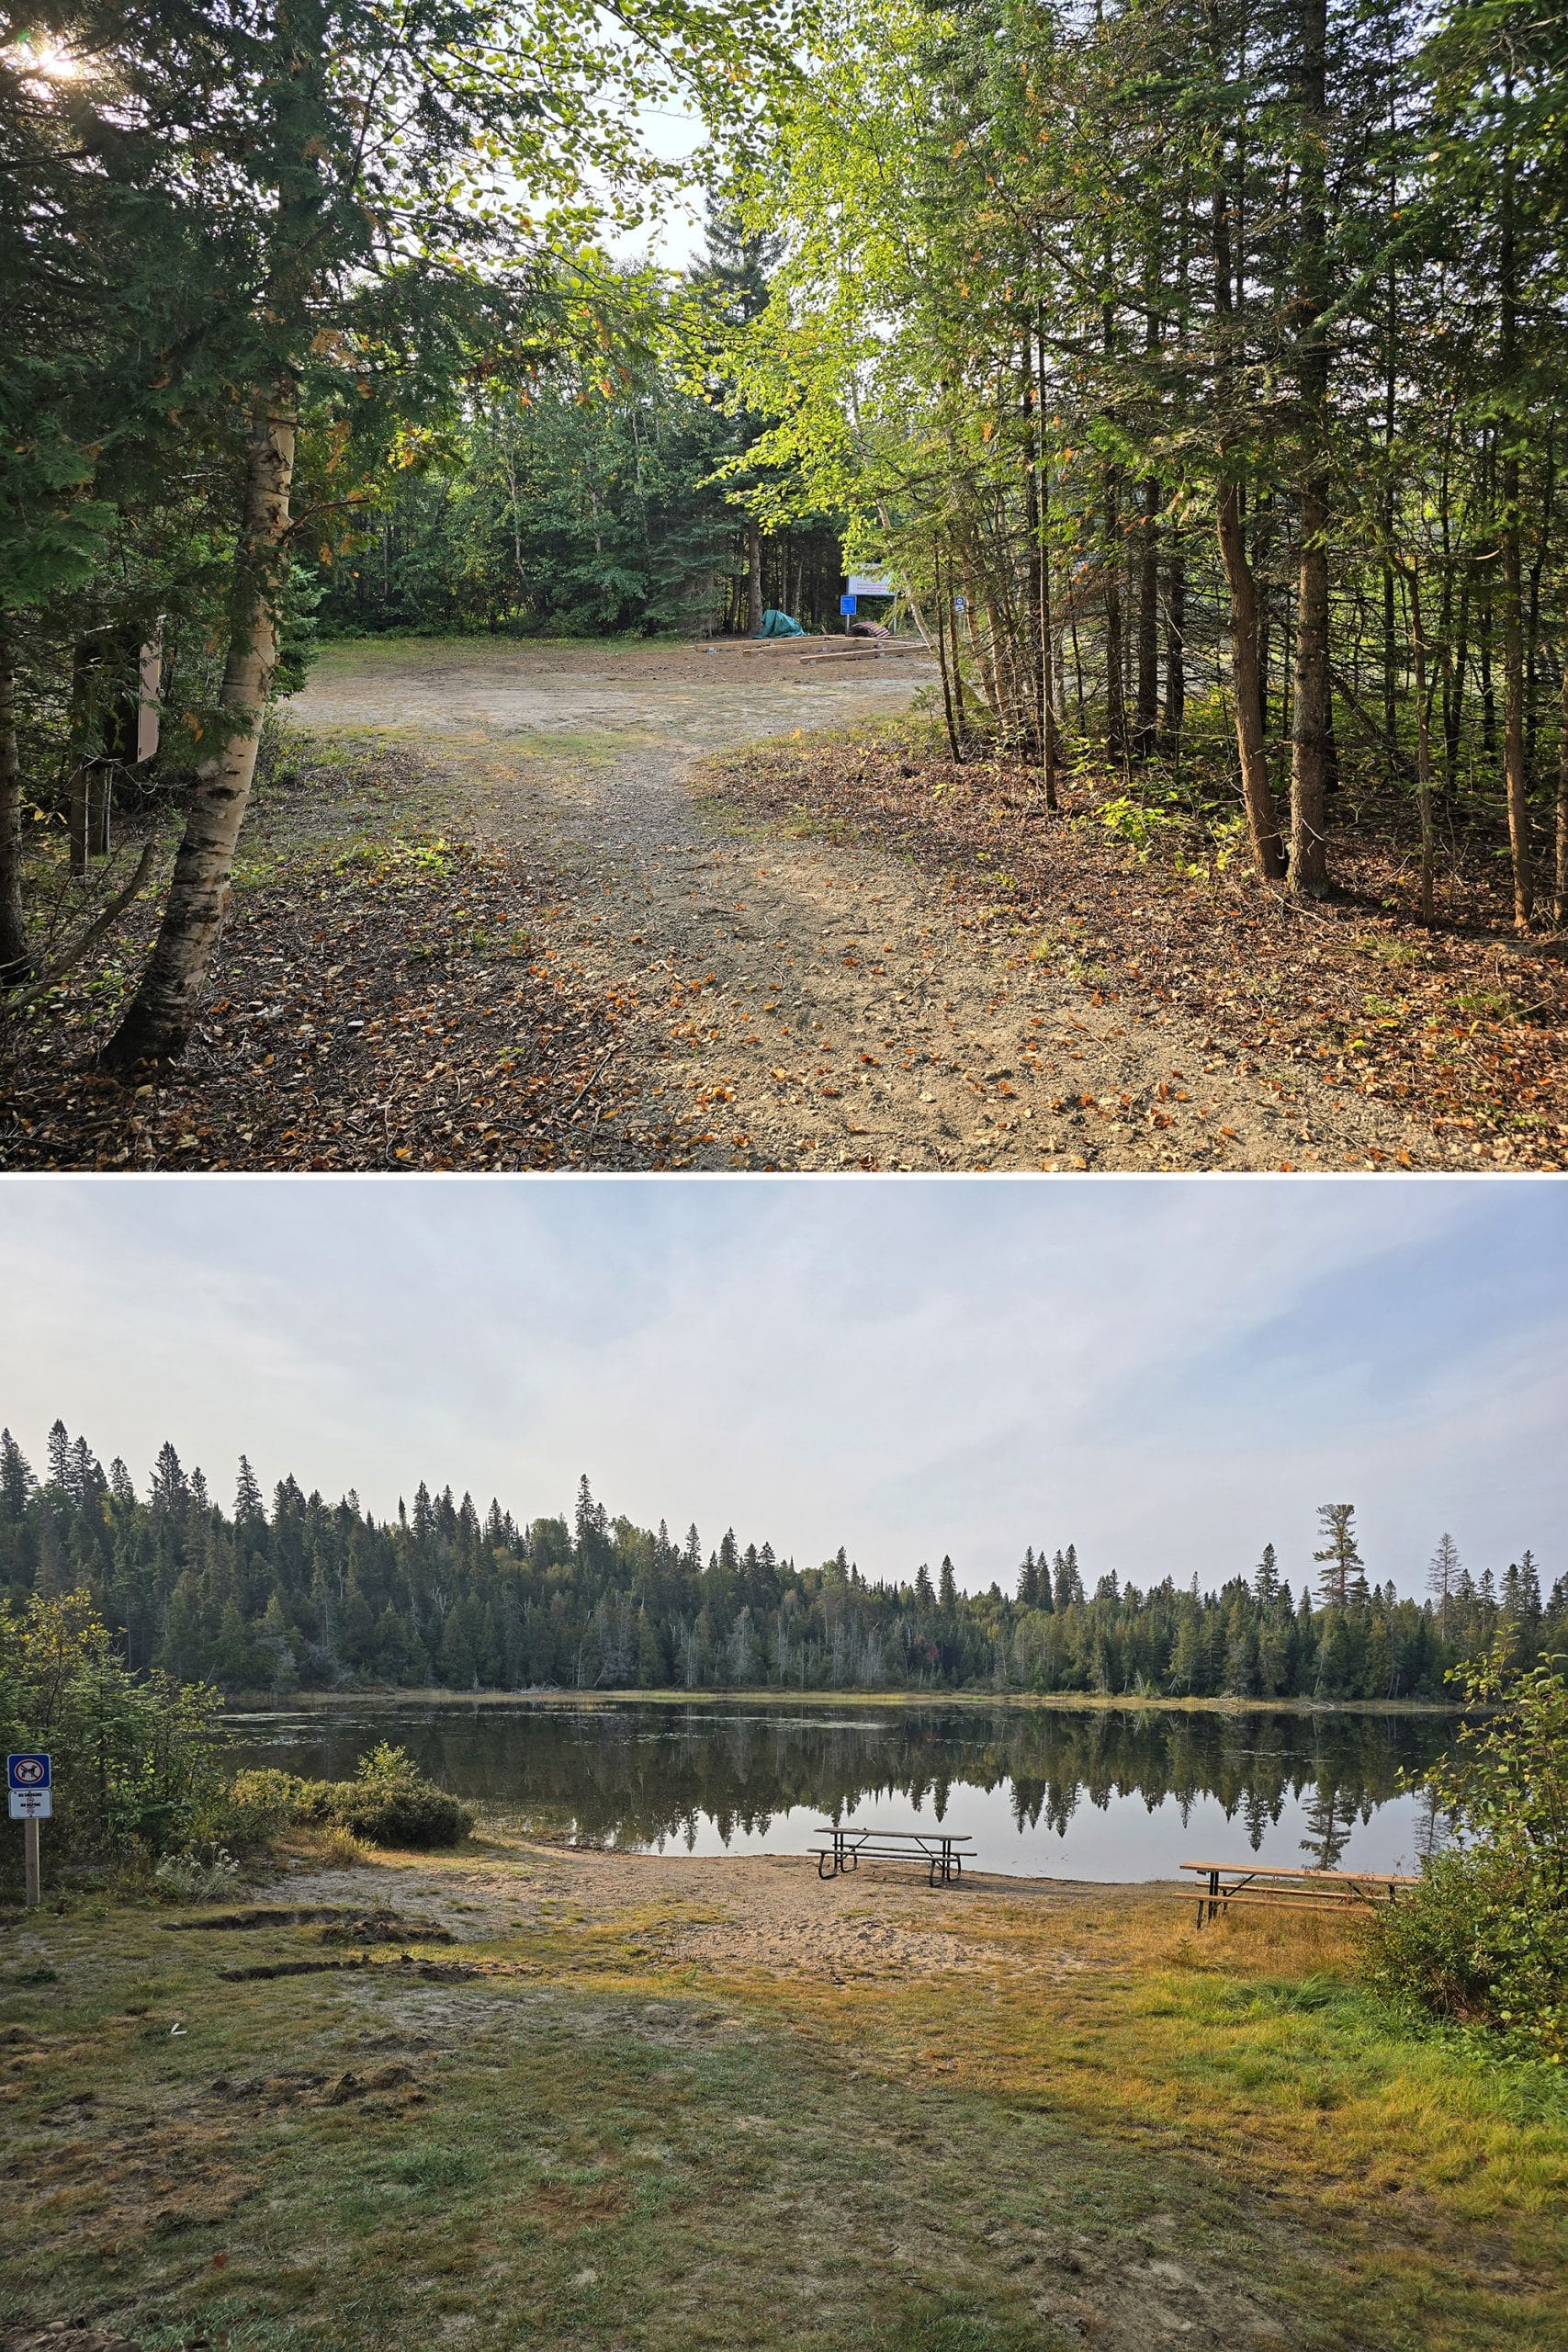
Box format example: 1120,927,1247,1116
224,1698,1459,1881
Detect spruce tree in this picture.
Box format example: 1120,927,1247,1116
235,1455,265,1523
1427,1532,1461,1622
0,1430,36,1518
1312,1504,1364,1609
45,1419,73,1493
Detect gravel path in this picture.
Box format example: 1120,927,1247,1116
285,639,1429,1170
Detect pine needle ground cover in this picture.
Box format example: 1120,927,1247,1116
2,1838,1562,2352
0,735,657,1172
704,719,1568,1171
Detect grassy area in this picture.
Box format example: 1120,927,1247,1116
2,1838,1561,2351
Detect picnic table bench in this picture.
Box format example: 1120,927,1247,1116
814,1825,973,1886
1179,1859,1419,1928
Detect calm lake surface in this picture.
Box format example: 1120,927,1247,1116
225,1698,1459,1880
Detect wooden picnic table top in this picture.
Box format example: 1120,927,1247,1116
1180,1860,1418,1884
815,1824,974,1843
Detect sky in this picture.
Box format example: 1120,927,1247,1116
4,1176,1563,1600
613,104,708,271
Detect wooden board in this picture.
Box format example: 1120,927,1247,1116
797,645,932,666
1179,1862,1417,1885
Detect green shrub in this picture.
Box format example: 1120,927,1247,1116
327,1743,474,1848
231,1745,472,1850
0,1591,228,1881
1373,1647,1568,2059
209,1767,309,1846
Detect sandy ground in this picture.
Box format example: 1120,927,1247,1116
283,638,1428,1170
268,1838,1122,1986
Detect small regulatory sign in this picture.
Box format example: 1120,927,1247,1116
8,1753,52,1821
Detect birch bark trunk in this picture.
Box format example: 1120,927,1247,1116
104,379,298,1066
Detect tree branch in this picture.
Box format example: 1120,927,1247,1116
0,842,158,1021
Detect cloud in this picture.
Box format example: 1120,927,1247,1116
2,1175,1561,1596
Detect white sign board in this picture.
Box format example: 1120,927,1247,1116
846,572,896,598
8,1752,51,1819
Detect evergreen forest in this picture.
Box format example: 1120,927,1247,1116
3,1422,1560,1702
4,0,1566,1060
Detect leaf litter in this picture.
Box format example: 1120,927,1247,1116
708,719,1568,1170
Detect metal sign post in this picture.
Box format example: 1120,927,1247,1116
8,1754,51,1907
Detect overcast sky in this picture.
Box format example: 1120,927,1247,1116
4,1176,1562,1600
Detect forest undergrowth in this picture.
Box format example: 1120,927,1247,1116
707,718,1568,1170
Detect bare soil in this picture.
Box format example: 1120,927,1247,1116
283,636,1432,1170
271,1840,1101,1986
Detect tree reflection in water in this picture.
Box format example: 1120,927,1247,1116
227,1700,1458,1880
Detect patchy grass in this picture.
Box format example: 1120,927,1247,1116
737,1890,1568,2347
2,1850,1562,2352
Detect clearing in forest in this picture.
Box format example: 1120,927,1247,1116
6,636,1559,1171
280,639,1464,1173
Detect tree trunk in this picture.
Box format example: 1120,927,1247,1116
1134,476,1159,755
67,638,97,879
933,545,963,763
1501,476,1532,925
1103,479,1125,760
746,517,763,636
1556,631,1568,924
1498,83,1532,927
103,379,298,1067
1210,136,1282,880
1446,564,1469,794
0,637,28,984
1382,256,1398,761
1288,0,1333,897
1163,542,1186,753
1408,569,1436,922
1217,486,1285,879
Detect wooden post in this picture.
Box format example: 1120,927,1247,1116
136,638,163,763
69,760,90,876
23,1815,39,1907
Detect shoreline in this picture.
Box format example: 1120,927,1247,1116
221,1683,1466,1720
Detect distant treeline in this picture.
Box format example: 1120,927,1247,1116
2,1424,1560,1703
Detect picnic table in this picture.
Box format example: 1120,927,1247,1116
814,1824,974,1886
1179,1858,1419,1928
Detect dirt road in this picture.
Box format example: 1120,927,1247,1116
285,638,1427,1170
